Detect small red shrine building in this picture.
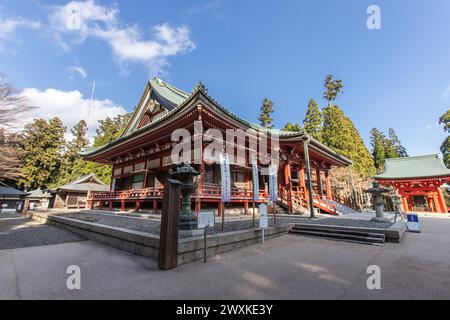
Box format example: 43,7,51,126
375,155,450,213
81,78,353,215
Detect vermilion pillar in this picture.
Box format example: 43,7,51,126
437,188,448,213
284,162,291,186
316,167,323,197
325,169,332,200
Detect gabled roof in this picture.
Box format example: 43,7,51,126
375,154,450,180
80,79,351,166
0,186,28,197
26,189,52,199
55,173,109,193
121,78,190,137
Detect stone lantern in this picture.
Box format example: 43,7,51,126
391,193,403,213
169,162,200,230
364,182,391,223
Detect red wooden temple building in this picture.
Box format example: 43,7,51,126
81,78,354,216
375,155,450,213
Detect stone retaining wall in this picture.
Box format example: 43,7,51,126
27,212,290,265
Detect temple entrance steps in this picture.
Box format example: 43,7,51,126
333,203,361,216
274,203,289,215
289,224,386,246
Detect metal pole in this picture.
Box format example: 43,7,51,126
221,202,225,231
252,201,256,228
303,139,315,219
203,226,207,263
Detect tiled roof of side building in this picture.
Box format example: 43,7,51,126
375,154,450,180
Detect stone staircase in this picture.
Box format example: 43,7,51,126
334,203,361,216
289,224,385,246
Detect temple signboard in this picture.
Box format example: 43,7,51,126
220,153,231,203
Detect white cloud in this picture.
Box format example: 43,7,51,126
20,87,126,141
0,17,41,40
0,16,41,51
49,0,195,74
67,66,87,79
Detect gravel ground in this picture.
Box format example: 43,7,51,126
60,212,394,238
0,214,84,250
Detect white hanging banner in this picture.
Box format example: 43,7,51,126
252,157,260,202
220,153,231,203
269,164,278,202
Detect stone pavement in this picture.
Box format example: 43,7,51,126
1,216,449,299
0,213,84,250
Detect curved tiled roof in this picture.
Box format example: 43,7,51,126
375,154,450,180
80,78,350,165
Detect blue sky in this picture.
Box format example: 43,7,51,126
0,0,448,156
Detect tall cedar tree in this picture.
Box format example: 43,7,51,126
87,114,132,184
18,118,66,190
323,75,344,107
258,98,274,129
439,109,450,167
58,120,90,185
322,105,375,177
303,98,322,141
388,128,408,157
369,128,386,173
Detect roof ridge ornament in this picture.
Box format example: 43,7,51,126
193,81,208,94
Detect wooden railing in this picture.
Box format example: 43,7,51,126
88,187,164,201
88,184,270,202
88,184,337,215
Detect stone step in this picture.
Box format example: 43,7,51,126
289,224,385,245
292,225,385,240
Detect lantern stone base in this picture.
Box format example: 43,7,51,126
371,217,392,223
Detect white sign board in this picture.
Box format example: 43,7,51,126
406,213,421,233
268,165,278,202
220,153,231,203
259,203,268,228
252,157,259,202
198,211,215,229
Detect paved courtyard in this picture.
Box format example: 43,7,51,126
1,214,450,299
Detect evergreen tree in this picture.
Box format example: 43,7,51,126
59,120,90,185
303,98,323,141
18,117,66,189
322,105,375,177
388,128,408,157
94,114,130,147
258,98,274,129
439,109,450,167
369,128,386,172
323,74,344,107
283,122,302,132
89,114,132,184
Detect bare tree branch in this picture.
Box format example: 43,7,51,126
0,73,37,130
